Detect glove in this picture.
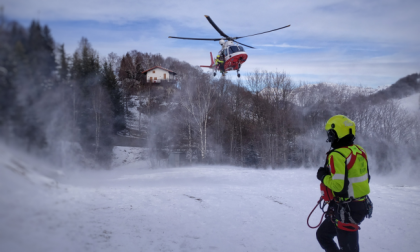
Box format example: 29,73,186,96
317,167,330,182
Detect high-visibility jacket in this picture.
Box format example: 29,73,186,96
323,145,370,199
215,58,224,64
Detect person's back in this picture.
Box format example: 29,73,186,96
323,144,370,200
316,115,371,252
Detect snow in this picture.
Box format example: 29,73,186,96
123,96,144,138
398,93,420,114
112,146,149,167
1,146,420,252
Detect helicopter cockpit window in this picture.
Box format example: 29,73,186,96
229,46,244,54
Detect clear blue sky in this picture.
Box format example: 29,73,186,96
3,0,420,87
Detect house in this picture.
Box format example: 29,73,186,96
142,66,177,83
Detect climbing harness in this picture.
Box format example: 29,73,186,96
336,219,359,232
336,201,360,232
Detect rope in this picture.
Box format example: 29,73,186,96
307,197,325,229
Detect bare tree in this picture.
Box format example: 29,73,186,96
92,85,103,162
179,73,216,161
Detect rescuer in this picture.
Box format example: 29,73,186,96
316,115,372,252
215,54,225,75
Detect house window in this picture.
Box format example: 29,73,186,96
153,70,155,73
154,77,157,80
149,77,152,82
164,74,166,79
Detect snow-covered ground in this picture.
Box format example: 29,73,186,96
1,145,420,252
126,96,142,133
112,146,149,167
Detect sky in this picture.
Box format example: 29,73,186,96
3,0,420,87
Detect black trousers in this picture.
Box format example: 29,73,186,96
219,63,225,72
316,201,367,252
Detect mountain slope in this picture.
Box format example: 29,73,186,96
369,73,420,102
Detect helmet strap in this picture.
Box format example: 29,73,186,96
331,134,355,149
326,129,338,143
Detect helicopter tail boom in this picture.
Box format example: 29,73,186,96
210,52,214,66
200,52,216,68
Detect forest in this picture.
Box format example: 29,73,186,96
1,19,419,172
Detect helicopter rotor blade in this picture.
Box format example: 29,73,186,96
234,25,291,39
204,15,230,38
168,36,222,41
233,40,255,49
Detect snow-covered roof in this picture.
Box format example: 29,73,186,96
142,66,177,75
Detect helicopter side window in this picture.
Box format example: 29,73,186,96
224,48,228,56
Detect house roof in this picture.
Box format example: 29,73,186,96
142,66,177,75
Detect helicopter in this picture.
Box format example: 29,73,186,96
169,15,290,77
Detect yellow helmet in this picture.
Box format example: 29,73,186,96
325,115,356,142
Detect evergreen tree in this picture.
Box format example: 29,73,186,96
27,21,56,83
4,20,60,151
0,39,16,140
71,38,117,167
58,44,69,81
71,37,101,155
102,61,126,133
244,144,259,167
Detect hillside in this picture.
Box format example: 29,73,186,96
368,73,420,102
